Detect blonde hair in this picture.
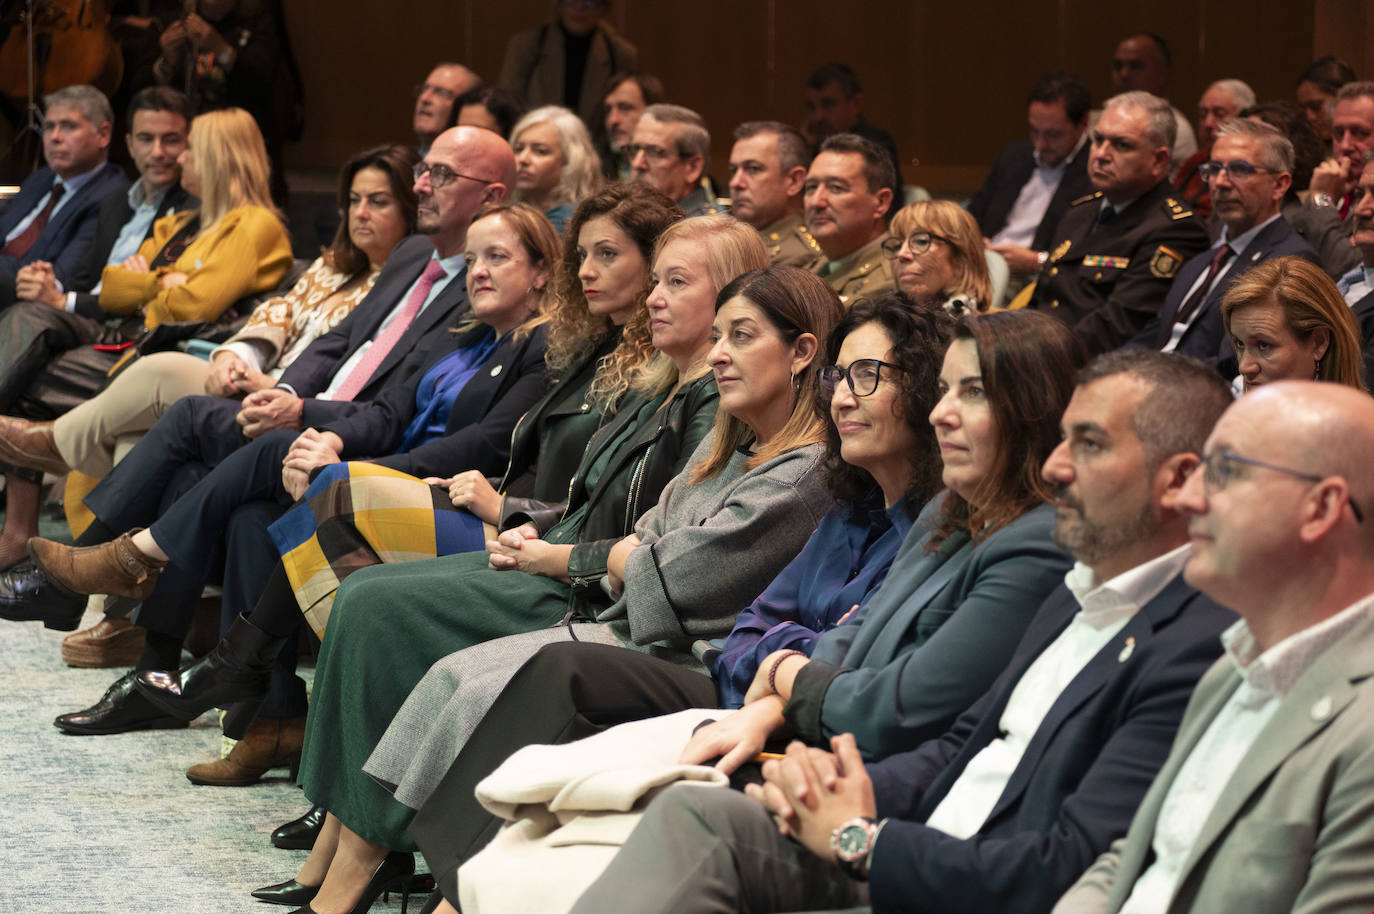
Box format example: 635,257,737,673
633,215,770,396
889,200,991,309
180,107,279,231
510,105,603,209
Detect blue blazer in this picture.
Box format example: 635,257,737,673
863,573,1236,914
0,162,129,287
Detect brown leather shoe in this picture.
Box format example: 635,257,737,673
28,530,167,599
0,416,69,476
61,617,147,668
186,715,305,786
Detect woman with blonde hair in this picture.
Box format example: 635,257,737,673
882,200,992,316
510,105,603,233
1222,254,1366,392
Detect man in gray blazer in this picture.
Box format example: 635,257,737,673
1053,381,1374,914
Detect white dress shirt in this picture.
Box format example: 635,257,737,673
924,545,1191,839
1160,213,1280,353
990,132,1089,249
1117,592,1374,914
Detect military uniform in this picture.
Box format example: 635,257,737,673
809,235,895,305
758,212,822,268
678,181,727,218
1026,179,1210,355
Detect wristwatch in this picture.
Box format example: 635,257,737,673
830,816,882,880
1312,192,1336,208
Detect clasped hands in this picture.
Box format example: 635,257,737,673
748,734,877,861
280,428,343,499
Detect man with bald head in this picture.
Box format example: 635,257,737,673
1174,79,1256,217
1054,381,1374,914
414,63,481,155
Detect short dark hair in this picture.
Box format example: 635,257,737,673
1076,350,1234,471
806,63,862,98
126,86,192,126
1297,56,1357,94
603,71,665,105
1028,70,1092,125
330,144,421,277
817,133,895,199
446,85,526,139
1124,32,1173,68
734,120,812,173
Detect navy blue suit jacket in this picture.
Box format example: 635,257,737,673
1129,216,1318,361
0,162,129,286
966,139,1093,252
863,574,1235,914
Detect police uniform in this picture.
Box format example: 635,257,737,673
678,181,726,218
809,235,895,306
758,212,822,268
1026,179,1210,355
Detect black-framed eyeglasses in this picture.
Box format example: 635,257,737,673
1198,160,1275,182
881,231,955,260
414,162,494,190
622,143,681,163
1197,449,1364,523
820,359,905,398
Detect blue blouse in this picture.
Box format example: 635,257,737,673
711,492,914,708
396,328,499,452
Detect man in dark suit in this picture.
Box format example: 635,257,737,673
1336,152,1374,381
1130,119,1317,363
970,71,1094,279
570,351,1237,914
1027,91,1210,355
0,85,128,308
801,63,903,218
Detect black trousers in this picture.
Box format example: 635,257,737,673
409,641,720,905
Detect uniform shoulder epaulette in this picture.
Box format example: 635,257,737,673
1163,196,1194,220
796,222,822,254
1070,190,1104,206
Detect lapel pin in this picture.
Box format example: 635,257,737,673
1311,695,1333,721
490,365,502,377
1251,250,1261,262
1118,637,1135,663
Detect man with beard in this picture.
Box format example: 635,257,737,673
568,350,1238,914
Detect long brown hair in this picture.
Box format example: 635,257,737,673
328,144,420,277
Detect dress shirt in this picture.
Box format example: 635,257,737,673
1336,263,1374,307
1161,213,1280,353
65,179,170,309
990,132,1089,248
3,163,102,243
1118,591,1374,914
315,252,465,400
923,544,1191,839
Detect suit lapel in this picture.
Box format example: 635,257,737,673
846,534,974,666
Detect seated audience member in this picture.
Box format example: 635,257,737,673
1173,79,1255,218
447,84,527,141
570,348,1237,914
1242,102,1361,279
1108,33,1197,175
801,63,902,217
1026,91,1210,355
0,106,291,570
498,0,637,132
1309,81,1374,219
0,85,128,308
1131,119,1317,361
1222,255,1365,392
1339,153,1374,348
728,121,822,268
406,305,1082,910
508,106,602,233
972,70,1094,278
627,103,725,217
1053,380,1374,914
413,62,481,155
1295,55,1358,143
883,201,992,316
805,133,897,304
599,72,663,181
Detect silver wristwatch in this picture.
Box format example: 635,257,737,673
830,816,883,880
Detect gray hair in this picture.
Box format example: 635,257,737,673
44,84,113,128
1104,90,1176,153
1216,118,1295,174
1207,78,1256,111
734,121,812,173
641,103,710,161
1336,81,1374,105
510,105,603,207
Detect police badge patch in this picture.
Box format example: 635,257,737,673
1149,246,1183,279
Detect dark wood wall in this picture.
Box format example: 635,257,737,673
282,0,1365,197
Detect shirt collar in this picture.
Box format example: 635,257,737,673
1221,591,1374,702
128,178,170,210
53,161,103,200
1064,543,1192,628
1217,212,1281,256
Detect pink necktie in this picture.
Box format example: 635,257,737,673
331,258,446,401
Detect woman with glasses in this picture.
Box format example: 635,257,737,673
1221,255,1365,392
882,200,992,317
509,106,604,234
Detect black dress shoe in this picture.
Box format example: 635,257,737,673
0,560,85,631
251,878,320,906
54,670,192,735
272,804,327,850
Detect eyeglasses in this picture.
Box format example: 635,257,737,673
622,143,681,163
1198,160,1275,182
880,231,955,260
414,82,458,102
820,359,905,398
1197,449,1364,523
414,162,493,190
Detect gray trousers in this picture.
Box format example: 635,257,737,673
568,782,869,914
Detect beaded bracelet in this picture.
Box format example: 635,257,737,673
768,649,807,696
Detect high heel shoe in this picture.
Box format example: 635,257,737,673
251,877,319,906
27,529,166,599
272,804,327,850
286,850,415,914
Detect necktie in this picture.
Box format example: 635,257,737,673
1340,192,1353,222
331,258,446,401
1095,205,1117,230
1174,244,1234,327
2,182,65,260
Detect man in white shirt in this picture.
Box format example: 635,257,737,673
568,350,1237,914
1053,381,1374,914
